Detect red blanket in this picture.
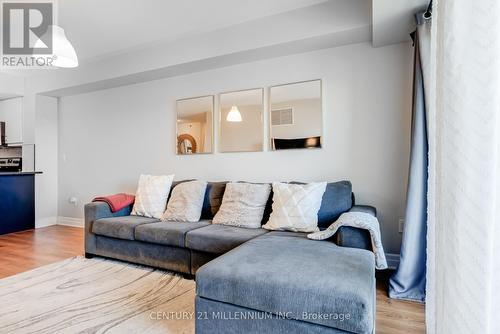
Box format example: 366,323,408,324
92,193,135,213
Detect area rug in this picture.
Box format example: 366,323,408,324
0,257,195,334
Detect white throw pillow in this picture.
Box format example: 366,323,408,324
131,174,174,219
263,182,327,232
212,182,271,229
162,180,207,222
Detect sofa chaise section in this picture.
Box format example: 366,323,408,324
196,234,376,334
195,297,352,334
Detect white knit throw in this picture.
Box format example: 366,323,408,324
307,212,388,269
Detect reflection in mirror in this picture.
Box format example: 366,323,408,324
176,95,213,155
270,80,322,150
219,88,263,153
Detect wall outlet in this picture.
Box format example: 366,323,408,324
69,197,78,206
398,218,405,233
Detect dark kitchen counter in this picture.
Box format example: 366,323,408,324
0,172,41,235
0,171,43,176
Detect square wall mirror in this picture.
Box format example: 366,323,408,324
219,88,264,153
269,79,322,150
176,95,214,154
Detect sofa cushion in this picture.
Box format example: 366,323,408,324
185,224,268,254
200,182,227,220
92,216,160,240
135,220,211,247
317,180,353,229
196,234,375,334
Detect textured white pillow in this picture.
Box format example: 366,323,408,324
131,174,174,219
263,182,327,232
212,182,271,229
162,180,207,222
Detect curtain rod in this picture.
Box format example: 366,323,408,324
424,0,433,19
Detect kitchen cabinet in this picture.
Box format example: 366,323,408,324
0,173,35,234
0,97,23,144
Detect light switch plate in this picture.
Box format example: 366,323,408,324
398,218,405,233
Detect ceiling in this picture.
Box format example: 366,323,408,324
55,0,429,64
0,0,428,94
372,0,428,47
57,0,328,63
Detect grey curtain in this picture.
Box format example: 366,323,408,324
388,13,430,302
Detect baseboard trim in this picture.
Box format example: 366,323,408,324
35,217,58,228
386,253,400,270
57,216,84,228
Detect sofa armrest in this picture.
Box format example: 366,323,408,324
336,227,372,251
348,204,377,217
84,202,133,254
335,205,377,251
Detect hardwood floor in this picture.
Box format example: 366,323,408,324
0,226,425,333
0,225,84,279
376,271,425,333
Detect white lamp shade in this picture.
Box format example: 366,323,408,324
34,25,78,68
226,106,242,122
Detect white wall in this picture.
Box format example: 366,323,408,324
58,42,412,253
35,95,59,227
0,73,24,97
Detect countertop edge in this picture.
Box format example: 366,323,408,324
0,171,43,176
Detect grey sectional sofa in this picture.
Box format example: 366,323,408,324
84,180,377,334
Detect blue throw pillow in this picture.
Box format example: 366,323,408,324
200,182,228,220
317,181,353,228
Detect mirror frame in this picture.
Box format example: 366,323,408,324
268,79,323,151
176,95,215,155
218,87,264,153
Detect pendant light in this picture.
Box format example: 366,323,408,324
226,106,242,122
